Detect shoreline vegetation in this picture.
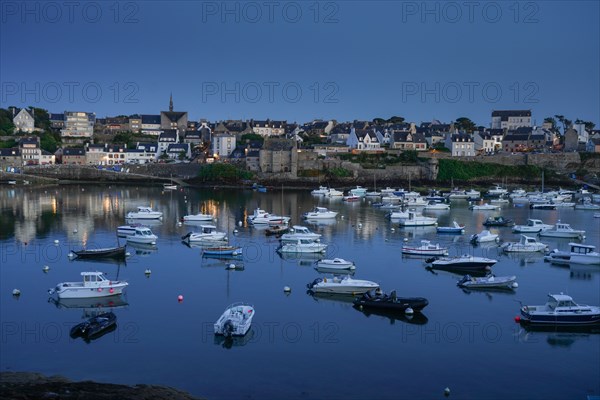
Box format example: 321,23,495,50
0,372,203,400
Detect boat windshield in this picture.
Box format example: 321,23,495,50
557,300,577,307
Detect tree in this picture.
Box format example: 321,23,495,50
31,107,50,131
40,132,59,153
387,116,405,124
372,118,386,125
575,119,596,131
454,117,477,133
0,108,15,135
544,117,556,128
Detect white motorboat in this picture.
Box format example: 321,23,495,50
302,207,338,219
324,188,344,197
429,256,497,271
465,189,481,198
214,303,254,337
307,276,379,294
402,240,448,256
436,221,464,234
470,230,499,244
510,189,527,198
448,189,468,199
48,272,128,299
247,208,291,225
126,226,158,245
501,235,548,253
575,200,600,210
397,211,437,226
538,222,585,239
403,197,428,207
488,185,508,196
469,203,500,210
126,206,163,220
278,239,327,253
117,224,146,236
316,258,356,271
512,219,554,233
380,187,397,195
457,274,517,289
490,197,509,204
311,186,329,195
544,243,600,265
163,183,177,190
350,186,368,197
181,225,227,242
380,203,401,210
183,213,214,222
519,294,600,325
280,226,322,243
594,212,600,218
424,202,450,210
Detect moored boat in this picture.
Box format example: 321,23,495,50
469,203,500,211
70,246,127,260
402,240,448,256
457,274,517,289
482,216,514,227
48,272,128,299
203,246,243,257
126,226,158,245
436,221,465,234
126,206,163,220
353,290,428,313
397,211,437,226
247,208,291,225
544,243,600,265
519,294,600,325
538,222,585,239
279,239,327,253
470,230,499,244
512,219,554,233
316,258,355,271
117,224,146,236
307,276,379,294
311,186,329,195
349,186,368,197
182,213,214,222
501,235,548,253
70,312,117,339
280,226,322,243
427,255,497,271
303,207,338,219
214,303,254,337
181,225,227,242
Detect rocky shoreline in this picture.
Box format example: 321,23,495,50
0,372,203,400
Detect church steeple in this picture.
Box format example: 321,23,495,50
169,93,173,112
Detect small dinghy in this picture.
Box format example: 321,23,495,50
353,289,428,313
436,221,465,234
316,258,355,271
214,303,255,337
470,229,499,244
457,274,517,289
70,312,117,339
265,225,289,236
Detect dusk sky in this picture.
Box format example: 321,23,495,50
1,1,599,126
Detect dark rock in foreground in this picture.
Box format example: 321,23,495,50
0,372,203,400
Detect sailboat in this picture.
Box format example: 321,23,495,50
366,175,381,197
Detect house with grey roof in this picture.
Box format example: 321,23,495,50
166,143,191,159
141,114,162,136
491,110,532,130
347,128,381,151
12,108,35,133
259,138,297,174
19,137,41,165
62,148,86,165
158,130,179,155
445,134,475,156
390,132,427,151
161,94,188,134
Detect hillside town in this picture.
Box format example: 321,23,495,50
1,96,599,174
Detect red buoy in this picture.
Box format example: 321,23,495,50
514,316,521,323
178,295,184,302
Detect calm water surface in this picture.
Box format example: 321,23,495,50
1,185,599,399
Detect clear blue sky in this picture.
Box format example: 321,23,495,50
1,1,598,127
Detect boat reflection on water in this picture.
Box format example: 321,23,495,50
304,218,338,227
355,306,429,325
127,242,158,256
424,266,489,278
399,226,437,238
124,218,163,227
517,324,600,348
68,256,127,267
569,264,600,280
315,266,356,275
309,292,357,305
214,327,255,349
277,252,323,262
49,296,129,311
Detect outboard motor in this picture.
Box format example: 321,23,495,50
223,320,234,337
306,278,323,289
181,232,191,240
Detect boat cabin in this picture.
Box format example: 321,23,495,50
136,206,153,213
292,226,311,234
134,227,154,236
569,243,596,254
520,235,539,245
545,294,580,310
199,225,218,234
82,272,109,285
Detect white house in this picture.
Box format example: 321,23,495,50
158,130,179,155
19,137,41,165
474,132,497,154
12,108,35,133
141,115,163,136
491,110,531,130
445,133,475,156
166,143,191,159
346,128,381,151
211,133,237,158
126,142,159,164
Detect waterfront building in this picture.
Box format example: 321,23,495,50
19,137,41,165
491,110,532,130
61,111,95,138
347,128,381,151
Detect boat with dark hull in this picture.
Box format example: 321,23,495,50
482,216,514,227
353,290,428,313
519,294,600,325
426,255,497,271
70,312,117,340
70,246,127,260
